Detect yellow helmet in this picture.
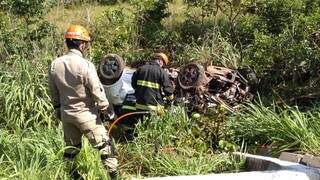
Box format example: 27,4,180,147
64,25,91,41
154,53,169,65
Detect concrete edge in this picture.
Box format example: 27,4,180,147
137,153,320,180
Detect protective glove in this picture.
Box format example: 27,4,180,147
101,106,115,122
164,96,174,109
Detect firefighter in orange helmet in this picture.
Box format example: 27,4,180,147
48,25,118,179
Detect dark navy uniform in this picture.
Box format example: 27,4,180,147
131,61,174,113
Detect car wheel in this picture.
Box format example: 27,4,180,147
99,54,125,85
178,63,206,90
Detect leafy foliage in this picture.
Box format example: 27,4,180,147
92,9,137,62
238,0,320,98
131,0,171,48
0,1,61,61
5,0,46,18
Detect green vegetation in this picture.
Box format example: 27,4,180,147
0,0,320,179
117,107,243,178
0,59,53,130
227,101,320,156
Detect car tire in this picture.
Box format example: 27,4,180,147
99,54,125,85
178,63,207,90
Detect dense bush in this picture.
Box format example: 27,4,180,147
92,0,175,64
175,0,320,100
92,9,137,62
0,1,61,62
4,0,45,18
237,0,320,98
131,0,171,48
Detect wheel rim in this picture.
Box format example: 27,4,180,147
178,63,204,89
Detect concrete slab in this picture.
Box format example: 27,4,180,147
139,153,320,180
279,152,303,163
301,154,320,169
278,152,320,169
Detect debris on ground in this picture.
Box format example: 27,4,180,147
168,63,252,113
98,54,253,114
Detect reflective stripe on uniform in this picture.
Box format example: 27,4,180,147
166,94,174,101
122,105,136,111
137,80,160,89
136,103,164,112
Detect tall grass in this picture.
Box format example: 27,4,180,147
0,28,242,179
0,56,242,179
0,123,122,179
227,101,320,155
118,107,243,178
175,29,241,68
0,107,243,179
0,57,112,179
0,128,67,179
0,59,53,130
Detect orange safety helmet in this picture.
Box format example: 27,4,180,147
64,25,91,42
153,52,169,65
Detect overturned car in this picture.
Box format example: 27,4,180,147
98,54,253,116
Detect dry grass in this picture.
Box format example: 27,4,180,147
45,2,133,34
46,0,189,34
163,0,188,29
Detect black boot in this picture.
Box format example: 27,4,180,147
109,170,118,180
70,167,83,180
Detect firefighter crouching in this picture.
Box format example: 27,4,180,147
131,52,174,115
48,25,118,179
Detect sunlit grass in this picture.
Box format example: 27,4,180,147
0,59,53,130
227,101,320,155
0,128,68,179
163,0,188,29
0,105,243,179
117,107,244,178
46,2,133,34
